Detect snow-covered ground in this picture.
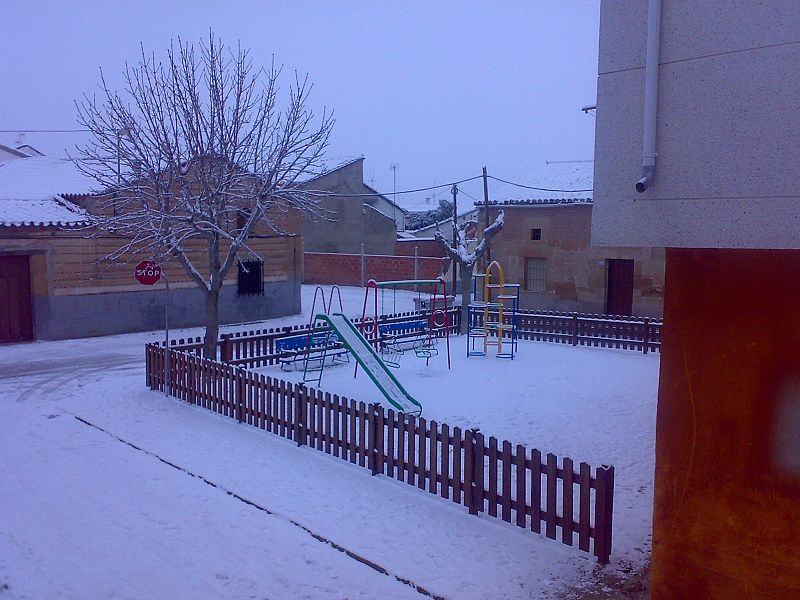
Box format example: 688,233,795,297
0,285,658,599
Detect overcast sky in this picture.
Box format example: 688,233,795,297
2,1,600,210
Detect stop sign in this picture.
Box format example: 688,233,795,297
134,260,162,285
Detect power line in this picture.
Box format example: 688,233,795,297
313,174,484,198
487,175,592,193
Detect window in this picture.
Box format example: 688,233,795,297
524,257,547,292
237,260,263,296
530,228,542,241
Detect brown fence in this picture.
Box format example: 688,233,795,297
165,308,659,366
474,309,662,354
145,344,616,563
163,308,462,366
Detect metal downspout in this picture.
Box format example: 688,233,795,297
636,0,663,193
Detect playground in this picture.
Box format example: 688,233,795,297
1,282,660,599
247,281,660,571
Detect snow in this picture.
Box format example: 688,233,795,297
0,157,97,226
0,156,98,200
491,161,593,202
0,285,657,599
0,197,91,227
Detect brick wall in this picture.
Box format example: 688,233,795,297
395,238,447,258
304,252,450,288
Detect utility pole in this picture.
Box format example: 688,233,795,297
482,166,491,267
390,163,398,231
451,183,458,295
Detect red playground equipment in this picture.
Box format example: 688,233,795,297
358,278,452,371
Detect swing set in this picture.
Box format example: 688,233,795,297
359,278,452,370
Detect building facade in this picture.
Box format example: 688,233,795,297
593,2,800,597
479,199,664,316
300,158,403,255
0,157,301,342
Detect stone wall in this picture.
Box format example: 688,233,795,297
482,204,664,317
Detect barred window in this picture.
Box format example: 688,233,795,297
238,260,263,296
524,257,547,292
531,228,542,241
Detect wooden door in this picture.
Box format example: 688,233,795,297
0,255,34,343
606,259,634,316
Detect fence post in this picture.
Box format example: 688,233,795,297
593,465,615,564
236,368,245,424
463,429,477,515
642,318,650,354
294,385,306,447
471,430,484,515
221,334,233,363
368,403,379,476
571,314,579,346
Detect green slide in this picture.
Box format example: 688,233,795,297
315,313,423,416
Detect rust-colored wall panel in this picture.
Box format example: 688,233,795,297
652,248,800,598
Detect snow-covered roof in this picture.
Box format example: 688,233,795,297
490,160,593,202
0,197,92,227
0,156,98,200
478,198,592,208
0,157,96,227
0,143,28,160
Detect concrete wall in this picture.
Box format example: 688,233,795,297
592,1,800,249
302,158,398,255
483,204,664,316
653,248,800,598
33,279,300,340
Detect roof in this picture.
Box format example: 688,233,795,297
489,160,594,202
363,183,406,213
0,197,92,227
299,156,364,184
0,157,97,200
477,198,593,207
0,157,96,228
0,143,28,160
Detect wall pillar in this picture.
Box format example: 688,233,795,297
652,248,800,598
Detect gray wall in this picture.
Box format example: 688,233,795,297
302,158,398,255
33,280,301,340
592,1,800,249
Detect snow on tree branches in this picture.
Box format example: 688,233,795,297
73,33,334,357
435,210,504,333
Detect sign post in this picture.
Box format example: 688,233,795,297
134,261,169,396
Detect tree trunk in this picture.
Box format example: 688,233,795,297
203,287,221,359
458,264,474,335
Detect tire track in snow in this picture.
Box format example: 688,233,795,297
71,414,447,600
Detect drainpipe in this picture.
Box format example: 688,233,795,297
636,0,662,193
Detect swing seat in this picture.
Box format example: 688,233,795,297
413,337,438,359
380,340,404,368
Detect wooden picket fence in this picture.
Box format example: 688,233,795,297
474,309,662,354
163,308,660,368
145,343,616,563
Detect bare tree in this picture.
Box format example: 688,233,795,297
74,34,334,358
435,210,504,334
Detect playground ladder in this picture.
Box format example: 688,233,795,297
467,261,520,359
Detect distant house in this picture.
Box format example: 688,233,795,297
593,2,800,597
0,156,301,343
300,157,405,255
477,198,664,316
477,161,664,316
